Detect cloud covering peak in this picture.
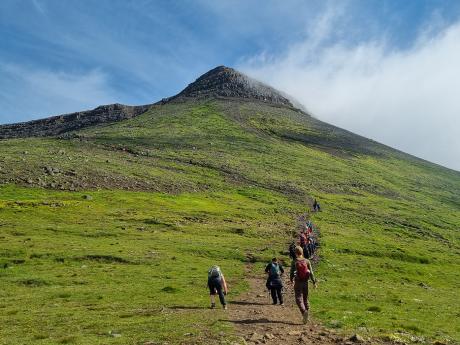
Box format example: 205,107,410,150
240,13,460,171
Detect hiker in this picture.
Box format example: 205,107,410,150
302,241,311,259
290,246,317,324
265,258,284,305
307,236,315,258
313,199,321,212
289,241,297,260
207,265,228,310
299,230,307,247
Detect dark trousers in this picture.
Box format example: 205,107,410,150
208,278,226,306
270,287,283,304
294,280,309,314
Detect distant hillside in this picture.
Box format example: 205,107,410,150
0,66,459,344
0,103,151,139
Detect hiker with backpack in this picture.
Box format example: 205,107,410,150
289,241,297,261
207,265,228,310
265,258,285,305
290,246,317,324
299,230,307,247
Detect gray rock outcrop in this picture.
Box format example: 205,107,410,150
0,103,151,139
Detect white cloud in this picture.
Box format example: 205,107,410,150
0,64,117,123
240,11,460,171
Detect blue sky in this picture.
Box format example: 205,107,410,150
1,0,460,170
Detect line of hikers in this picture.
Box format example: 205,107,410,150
207,217,319,324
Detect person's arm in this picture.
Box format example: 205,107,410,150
307,261,317,286
265,264,270,275
289,260,296,282
221,274,228,294
279,265,285,275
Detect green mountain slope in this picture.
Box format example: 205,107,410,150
0,68,459,344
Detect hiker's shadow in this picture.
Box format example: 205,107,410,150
230,301,267,306
223,318,298,326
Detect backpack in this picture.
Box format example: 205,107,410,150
299,232,307,245
269,263,281,278
208,266,221,279
295,259,310,280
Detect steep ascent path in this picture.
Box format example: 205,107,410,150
226,216,385,345
227,269,344,345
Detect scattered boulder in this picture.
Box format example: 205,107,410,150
264,333,275,340
108,330,121,338
349,334,364,343
248,333,263,342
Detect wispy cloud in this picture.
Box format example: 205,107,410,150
31,0,46,15
240,7,460,171
0,63,117,123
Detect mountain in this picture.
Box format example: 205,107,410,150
0,66,459,345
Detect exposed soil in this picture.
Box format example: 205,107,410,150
227,270,388,345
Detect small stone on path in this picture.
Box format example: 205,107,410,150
349,334,364,343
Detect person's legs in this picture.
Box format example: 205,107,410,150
215,282,226,307
276,287,283,305
300,281,309,323
209,281,217,308
294,280,306,314
303,281,309,310
270,288,277,304
210,294,216,308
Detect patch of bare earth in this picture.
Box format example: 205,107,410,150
227,268,389,345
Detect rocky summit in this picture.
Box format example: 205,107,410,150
163,65,293,106
0,66,293,139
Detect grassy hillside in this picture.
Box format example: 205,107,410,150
1,99,459,344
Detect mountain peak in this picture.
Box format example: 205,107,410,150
168,65,293,107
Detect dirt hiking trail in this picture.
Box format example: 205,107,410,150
227,268,387,345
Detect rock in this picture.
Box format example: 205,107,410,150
249,333,264,342
349,334,364,343
264,333,275,340
26,179,33,184
171,66,293,107
0,103,150,139
83,195,93,200
288,331,302,336
108,330,121,338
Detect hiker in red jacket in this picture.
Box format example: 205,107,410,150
290,246,317,324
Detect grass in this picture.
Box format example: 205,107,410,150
0,99,459,344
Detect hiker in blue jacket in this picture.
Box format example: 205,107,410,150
207,265,228,310
265,258,285,305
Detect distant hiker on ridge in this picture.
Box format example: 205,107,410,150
290,246,317,324
207,265,228,310
313,199,321,212
265,257,285,305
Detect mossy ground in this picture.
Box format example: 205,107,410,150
0,100,459,344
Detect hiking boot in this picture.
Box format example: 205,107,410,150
279,302,284,306
302,310,309,324
223,305,228,310
211,303,216,309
